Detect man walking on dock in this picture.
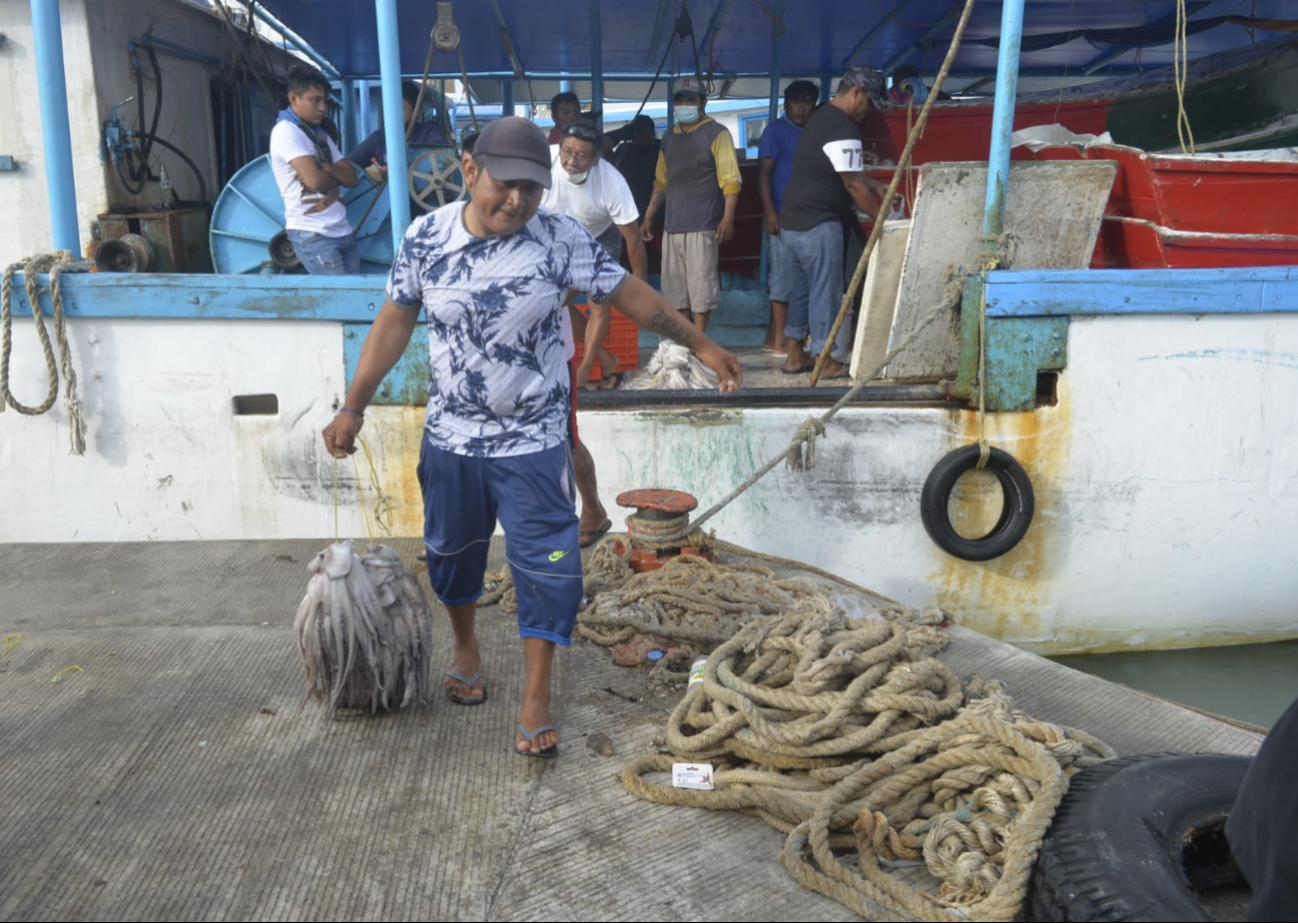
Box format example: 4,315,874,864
322,117,741,758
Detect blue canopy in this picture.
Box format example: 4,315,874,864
252,0,1298,81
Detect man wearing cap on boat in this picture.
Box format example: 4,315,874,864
321,116,742,759
778,65,889,378
639,76,742,334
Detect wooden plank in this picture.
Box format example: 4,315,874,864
986,265,1298,316
848,219,910,380
888,161,1115,380
13,272,390,321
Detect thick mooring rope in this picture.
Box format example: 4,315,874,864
1,252,93,454
621,609,1115,922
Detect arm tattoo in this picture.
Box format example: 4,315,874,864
647,308,694,346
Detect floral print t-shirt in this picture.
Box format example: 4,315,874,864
386,202,627,457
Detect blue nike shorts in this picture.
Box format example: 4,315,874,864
416,440,583,645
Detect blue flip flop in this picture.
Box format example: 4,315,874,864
445,670,487,706
516,723,559,759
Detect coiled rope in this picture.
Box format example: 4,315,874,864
1,252,94,455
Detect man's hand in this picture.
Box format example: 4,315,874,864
640,220,655,242
696,343,743,393
764,210,780,236
716,215,735,244
322,410,363,458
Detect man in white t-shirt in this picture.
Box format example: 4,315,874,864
540,119,649,549
269,65,360,275
543,120,648,389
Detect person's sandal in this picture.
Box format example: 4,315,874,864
515,723,558,759
445,670,487,705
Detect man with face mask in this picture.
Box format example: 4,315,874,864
778,66,888,378
322,117,742,760
541,119,649,549
639,77,741,334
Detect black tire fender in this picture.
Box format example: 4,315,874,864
920,444,1034,561
1029,752,1252,923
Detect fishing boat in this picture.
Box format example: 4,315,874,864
4,0,1298,657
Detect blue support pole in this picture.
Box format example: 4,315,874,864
666,78,675,131
820,76,833,104
376,0,411,250
358,80,372,139
590,0,604,126
502,80,515,119
340,79,357,153
30,0,81,257
766,0,784,131
982,0,1026,239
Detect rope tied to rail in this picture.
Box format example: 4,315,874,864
787,418,828,473
621,606,1115,922
1,251,94,454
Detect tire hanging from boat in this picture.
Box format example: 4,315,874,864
920,445,1035,561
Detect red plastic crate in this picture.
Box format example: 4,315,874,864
571,305,640,380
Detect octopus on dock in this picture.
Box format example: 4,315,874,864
294,540,435,719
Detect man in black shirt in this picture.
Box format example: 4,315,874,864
778,66,888,377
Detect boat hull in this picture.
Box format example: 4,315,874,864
4,310,1297,656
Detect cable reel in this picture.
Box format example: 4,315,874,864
408,149,467,212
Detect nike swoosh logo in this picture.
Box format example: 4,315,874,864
548,550,568,562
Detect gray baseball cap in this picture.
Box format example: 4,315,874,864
842,65,885,107
471,116,553,189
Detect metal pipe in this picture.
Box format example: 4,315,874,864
29,0,80,257
982,0,1026,239
766,0,784,130
340,78,356,152
501,79,515,118
357,79,372,140
376,0,411,250
590,0,604,125
578,383,953,409
248,1,340,79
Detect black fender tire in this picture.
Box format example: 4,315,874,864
1028,752,1252,923
920,445,1034,561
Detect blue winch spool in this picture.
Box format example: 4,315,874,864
209,146,463,275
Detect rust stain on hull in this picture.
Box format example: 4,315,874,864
931,376,1074,644
361,407,428,538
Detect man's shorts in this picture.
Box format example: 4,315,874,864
595,224,624,262
661,230,720,315
417,440,583,646
766,230,793,303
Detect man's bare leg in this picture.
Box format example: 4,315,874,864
572,439,610,540
693,310,711,334
568,301,619,388
517,637,557,754
762,301,790,353
443,602,486,700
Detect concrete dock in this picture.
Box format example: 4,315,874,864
0,539,1263,921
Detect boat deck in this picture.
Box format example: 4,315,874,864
0,539,1262,922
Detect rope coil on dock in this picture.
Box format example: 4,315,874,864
621,608,1116,922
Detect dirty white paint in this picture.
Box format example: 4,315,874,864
0,0,294,266
3,312,1298,654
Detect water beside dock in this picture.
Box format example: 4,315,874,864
1054,639,1298,729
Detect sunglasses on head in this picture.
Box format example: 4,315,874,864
561,124,601,144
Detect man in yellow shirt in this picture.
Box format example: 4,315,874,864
638,77,741,333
